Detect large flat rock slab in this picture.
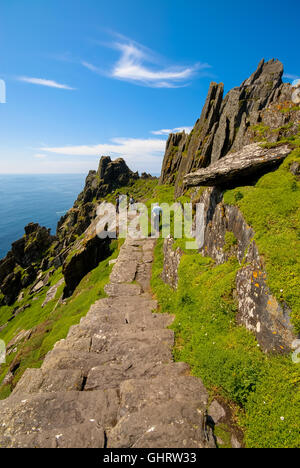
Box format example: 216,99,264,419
184,143,291,187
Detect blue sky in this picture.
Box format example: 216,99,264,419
0,0,299,175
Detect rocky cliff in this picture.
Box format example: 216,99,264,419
159,59,300,196
0,157,147,307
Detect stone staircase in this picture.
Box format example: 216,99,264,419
0,237,215,448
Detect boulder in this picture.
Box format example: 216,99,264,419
183,143,290,188
208,400,226,424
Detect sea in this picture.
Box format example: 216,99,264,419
0,174,86,259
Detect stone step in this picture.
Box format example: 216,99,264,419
77,310,174,334
85,362,190,392
53,325,174,357
90,328,174,355
89,294,158,312
108,399,215,449
42,338,173,374
117,375,208,418
11,368,84,396
104,283,142,297
109,260,138,284
0,389,119,448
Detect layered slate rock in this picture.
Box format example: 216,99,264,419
159,59,298,196
0,236,215,448
162,237,183,289
183,143,291,188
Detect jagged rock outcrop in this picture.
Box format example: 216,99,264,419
184,143,291,188
76,156,138,205
159,59,298,196
0,223,54,305
56,156,139,247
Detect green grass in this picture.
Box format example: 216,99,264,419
0,239,121,398
224,231,238,252
103,178,159,204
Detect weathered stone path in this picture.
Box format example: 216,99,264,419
0,237,215,448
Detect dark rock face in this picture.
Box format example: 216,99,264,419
159,59,297,196
62,234,111,298
184,143,291,188
0,223,54,305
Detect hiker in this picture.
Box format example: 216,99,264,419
115,195,120,214
129,196,135,210
152,203,162,234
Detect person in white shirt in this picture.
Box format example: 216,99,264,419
152,203,163,234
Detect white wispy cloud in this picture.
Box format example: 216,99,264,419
151,126,193,136
83,36,210,88
17,77,76,90
283,73,300,80
38,137,166,173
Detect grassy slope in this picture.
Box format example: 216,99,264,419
150,148,300,448
0,239,121,399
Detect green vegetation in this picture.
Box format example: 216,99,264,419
224,149,300,331
250,124,270,140
103,177,158,204
261,125,300,149
280,105,300,114
0,239,121,399
224,231,238,252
